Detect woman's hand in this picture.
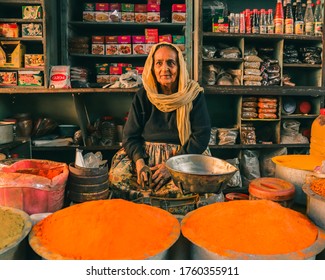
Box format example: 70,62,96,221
136,159,149,187
150,162,171,191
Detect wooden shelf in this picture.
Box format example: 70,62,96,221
0,36,43,41
0,87,140,94
204,85,325,96
283,63,322,68
32,144,121,151
0,18,43,23
281,114,319,119
203,58,243,63
0,0,41,4
203,32,323,41
69,53,147,59
209,143,309,149
0,67,44,71
68,21,185,29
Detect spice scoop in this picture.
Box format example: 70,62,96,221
139,165,153,204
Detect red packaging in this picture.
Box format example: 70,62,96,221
245,9,251,34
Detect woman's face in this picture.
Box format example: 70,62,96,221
153,46,179,89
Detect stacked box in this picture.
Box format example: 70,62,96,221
117,36,131,55
172,4,186,23
109,3,121,22
92,36,105,55
21,23,42,37
134,4,147,23
147,4,160,23
132,35,146,54
95,3,109,22
22,6,42,19
105,36,118,55
121,4,135,22
18,70,43,86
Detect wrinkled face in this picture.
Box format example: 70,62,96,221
153,46,179,88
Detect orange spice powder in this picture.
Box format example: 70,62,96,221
31,199,180,260
181,200,318,256
310,178,325,198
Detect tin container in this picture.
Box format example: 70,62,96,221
249,177,295,208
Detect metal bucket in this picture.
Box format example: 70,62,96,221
67,163,109,203
0,122,14,145
0,207,32,260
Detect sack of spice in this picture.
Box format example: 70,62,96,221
0,159,69,214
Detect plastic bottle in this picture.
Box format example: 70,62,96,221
229,12,235,33
260,9,267,34
267,9,275,33
234,13,240,33
314,0,323,36
252,9,260,34
310,108,325,157
285,0,294,34
295,0,305,34
275,0,284,34
245,9,252,33
240,12,246,33
100,116,117,146
304,0,314,35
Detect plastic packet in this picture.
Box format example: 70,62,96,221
217,128,238,145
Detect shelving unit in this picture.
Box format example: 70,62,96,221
0,0,56,88
196,0,325,157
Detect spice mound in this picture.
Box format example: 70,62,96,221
310,178,325,198
181,200,318,256
30,199,180,260
0,208,25,250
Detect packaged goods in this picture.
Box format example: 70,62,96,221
22,6,42,19
147,4,160,22
49,65,71,89
134,4,147,23
121,3,135,22
0,71,17,86
0,23,19,38
18,70,43,86
172,4,186,23
24,54,44,68
21,23,42,37
0,159,69,215
0,41,25,68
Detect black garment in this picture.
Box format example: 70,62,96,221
123,87,211,163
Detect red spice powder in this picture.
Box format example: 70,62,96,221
31,199,180,260
181,200,318,256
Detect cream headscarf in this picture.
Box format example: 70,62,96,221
142,42,204,145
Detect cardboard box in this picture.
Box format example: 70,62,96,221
21,23,42,37
0,23,19,38
0,71,17,86
109,3,121,22
92,44,104,55
22,6,42,19
105,36,118,55
159,34,172,43
83,11,95,22
147,4,160,22
24,54,44,68
134,4,147,23
0,41,26,68
96,63,109,74
172,4,186,23
18,70,43,86
96,75,110,83
132,35,146,54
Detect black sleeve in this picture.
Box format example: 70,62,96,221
178,92,211,155
122,89,149,163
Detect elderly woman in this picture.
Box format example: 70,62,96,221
109,42,211,200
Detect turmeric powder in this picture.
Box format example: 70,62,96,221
272,155,324,171
310,178,325,198
181,200,318,256
30,199,180,260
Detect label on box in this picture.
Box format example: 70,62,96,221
133,44,146,54
97,75,110,83
147,4,160,12
0,23,19,38
83,11,95,22
172,12,186,23
118,44,132,55
105,36,118,43
21,23,42,37
105,44,118,55
96,63,109,74
122,4,134,12
145,35,158,44
0,71,17,86
92,44,104,55
132,35,146,44
172,4,186,12
18,70,43,86
95,3,109,11
159,34,172,43
22,6,42,19
118,36,131,44
121,12,135,22
212,23,229,33
92,36,105,43
84,3,95,11
109,3,121,11
172,35,185,44
95,11,109,22
24,54,44,68
110,66,122,75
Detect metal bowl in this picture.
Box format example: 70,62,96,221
165,154,237,194
0,206,32,260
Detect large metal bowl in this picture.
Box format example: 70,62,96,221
0,206,32,260
166,154,237,194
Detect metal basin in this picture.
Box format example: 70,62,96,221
166,154,237,194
